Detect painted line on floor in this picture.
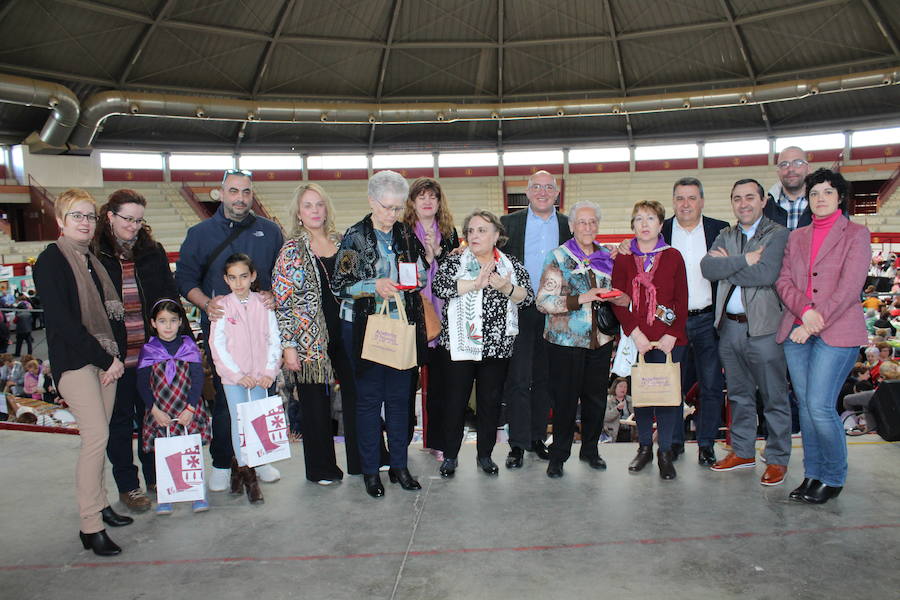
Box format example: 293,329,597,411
3,522,897,573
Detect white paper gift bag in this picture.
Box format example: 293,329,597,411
237,394,292,468
154,430,206,503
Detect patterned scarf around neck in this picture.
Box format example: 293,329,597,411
56,235,124,357
138,336,201,384
629,235,670,326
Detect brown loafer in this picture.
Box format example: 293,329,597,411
119,488,151,512
710,452,755,472
760,464,787,486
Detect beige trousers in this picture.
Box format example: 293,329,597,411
58,365,117,534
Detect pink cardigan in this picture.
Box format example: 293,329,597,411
775,214,870,346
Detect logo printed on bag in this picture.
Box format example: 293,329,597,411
250,407,289,457
373,329,398,345
637,375,672,388
163,444,203,494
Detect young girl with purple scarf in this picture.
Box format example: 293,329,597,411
403,178,460,460
137,298,210,515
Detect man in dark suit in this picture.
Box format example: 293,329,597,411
663,177,729,465
500,170,571,469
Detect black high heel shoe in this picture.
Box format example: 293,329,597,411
388,468,422,490
363,474,385,498
101,506,133,527
789,478,818,501
79,530,121,556
801,481,843,504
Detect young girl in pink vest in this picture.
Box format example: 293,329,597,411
138,299,210,515
209,253,281,504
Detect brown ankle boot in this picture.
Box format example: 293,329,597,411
241,466,264,504
229,458,243,495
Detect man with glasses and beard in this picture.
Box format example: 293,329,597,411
764,146,812,231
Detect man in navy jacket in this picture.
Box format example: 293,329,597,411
176,169,284,490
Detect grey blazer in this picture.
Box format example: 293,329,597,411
700,216,789,337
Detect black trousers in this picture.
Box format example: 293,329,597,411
105,366,155,492
502,305,551,450
414,346,448,452
204,324,234,470
295,381,344,482
14,332,32,356
443,351,509,459
548,341,614,463
330,335,365,475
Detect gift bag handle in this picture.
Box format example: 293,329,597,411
635,341,674,364
375,291,411,324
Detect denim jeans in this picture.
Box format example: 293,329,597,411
783,330,858,487
223,384,270,467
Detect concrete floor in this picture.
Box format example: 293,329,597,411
2,431,898,600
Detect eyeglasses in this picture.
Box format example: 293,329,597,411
222,168,253,183
65,211,98,223
528,184,557,192
112,212,147,226
777,159,808,170
374,197,404,215
574,219,598,228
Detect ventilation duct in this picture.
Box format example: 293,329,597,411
0,73,80,153
67,68,899,149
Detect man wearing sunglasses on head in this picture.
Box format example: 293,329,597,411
176,169,284,492
764,146,812,231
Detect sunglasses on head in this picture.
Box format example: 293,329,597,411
222,168,253,184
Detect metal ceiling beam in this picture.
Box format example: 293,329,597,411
496,0,504,149
51,0,153,23
251,0,298,97
0,0,22,23
163,20,271,42
718,0,771,134
602,0,633,146
117,0,176,86
369,0,404,151
861,0,900,57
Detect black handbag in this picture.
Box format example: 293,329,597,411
594,301,619,336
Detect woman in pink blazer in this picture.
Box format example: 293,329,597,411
776,168,870,505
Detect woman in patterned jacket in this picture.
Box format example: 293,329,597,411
272,183,352,485
432,209,533,478
536,201,629,478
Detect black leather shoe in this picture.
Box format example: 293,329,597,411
789,478,818,501
698,446,716,467
101,506,133,527
477,456,499,475
546,461,564,478
388,468,422,490
505,447,524,469
79,530,121,556
628,445,653,472
670,443,684,462
363,474,385,498
657,449,677,480
579,454,607,470
530,440,550,460
801,481,842,504
439,458,457,478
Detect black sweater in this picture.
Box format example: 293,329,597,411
33,244,126,374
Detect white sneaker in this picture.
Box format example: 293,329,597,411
255,463,281,483
208,467,231,492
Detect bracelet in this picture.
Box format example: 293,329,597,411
204,299,211,311
185,405,196,413
505,283,515,297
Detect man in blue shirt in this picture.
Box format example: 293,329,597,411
177,169,284,492
499,170,571,468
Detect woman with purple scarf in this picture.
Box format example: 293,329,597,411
611,200,688,480
536,201,630,479
402,178,460,460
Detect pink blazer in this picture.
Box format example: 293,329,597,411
775,215,870,346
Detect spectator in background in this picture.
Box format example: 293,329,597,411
603,377,633,443
27,289,42,329
23,359,42,400
14,303,33,356
861,287,881,311
0,311,8,353
873,311,896,338
764,146,811,231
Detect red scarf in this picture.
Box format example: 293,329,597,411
632,252,663,326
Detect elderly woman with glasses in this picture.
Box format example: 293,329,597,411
432,210,533,478
34,189,129,556
535,201,629,478
332,170,428,498
91,189,182,514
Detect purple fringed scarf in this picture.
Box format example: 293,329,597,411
415,220,444,348
563,238,614,276
138,336,202,384
629,235,670,326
